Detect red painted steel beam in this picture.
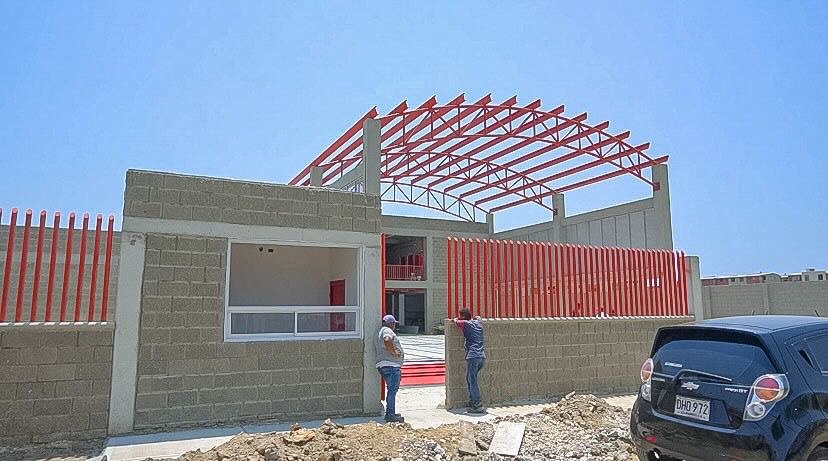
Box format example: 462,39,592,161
45,212,60,322
476,140,645,207
290,106,379,185
30,211,47,322
321,97,439,184
74,213,89,322
424,100,549,188
60,213,75,322
386,94,465,149
101,216,115,322
462,123,622,200
1,208,18,322
14,210,33,322
411,98,539,185
490,156,667,212
382,94,493,170
87,215,102,322
384,96,519,178
447,114,594,195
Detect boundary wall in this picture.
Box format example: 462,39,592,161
444,317,690,408
703,281,828,319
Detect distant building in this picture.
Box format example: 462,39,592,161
702,268,826,286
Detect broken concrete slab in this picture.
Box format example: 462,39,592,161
488,421,525,456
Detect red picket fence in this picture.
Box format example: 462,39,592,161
0,208,115,323
446,238,688,319
385,264,425,281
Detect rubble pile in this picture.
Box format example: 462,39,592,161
156,395,639,461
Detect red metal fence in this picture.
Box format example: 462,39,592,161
446,238,688,319
386,264,425,281
0,208,115,323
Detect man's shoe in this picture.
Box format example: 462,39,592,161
384,414,405,423
468,405,486,414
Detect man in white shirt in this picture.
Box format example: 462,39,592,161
374,314,405,423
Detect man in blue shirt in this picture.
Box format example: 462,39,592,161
453,308,486,413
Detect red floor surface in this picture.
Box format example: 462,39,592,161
401,362,445,386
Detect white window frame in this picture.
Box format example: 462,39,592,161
224,239,364,342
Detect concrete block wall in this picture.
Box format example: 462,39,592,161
703,281,828,319
0,226,120,321
125,170,381,233
444,317,690,408
0,326,113,445
134,233,364,430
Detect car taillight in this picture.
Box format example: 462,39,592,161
640,358,654,383
744,374,788,421
640,358,653,402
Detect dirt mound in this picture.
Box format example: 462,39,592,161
540,393,628,429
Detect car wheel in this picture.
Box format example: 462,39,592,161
808,447,828,461
637,448,654,461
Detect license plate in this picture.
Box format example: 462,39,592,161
674,395,710,421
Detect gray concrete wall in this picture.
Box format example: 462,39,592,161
444,317,690,408
0,325,113,445
703,281,828,318
133,233,364,430
0,225,120,322
114,169,383,432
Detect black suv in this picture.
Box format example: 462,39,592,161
631,316,828,461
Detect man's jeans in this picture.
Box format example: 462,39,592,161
466,357,485,407
378,366,401,418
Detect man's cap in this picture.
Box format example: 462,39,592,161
382,314,399,324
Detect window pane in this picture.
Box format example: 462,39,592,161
807,334,828,372
297,312,357,333
231,312,294,334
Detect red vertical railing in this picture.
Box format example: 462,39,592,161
0,209,116,324
446,238,689,319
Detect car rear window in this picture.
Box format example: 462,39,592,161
806,333,828,372
655,339,776,380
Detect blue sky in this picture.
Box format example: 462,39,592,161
1,1,826,276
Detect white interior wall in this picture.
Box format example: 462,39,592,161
228,244,358,306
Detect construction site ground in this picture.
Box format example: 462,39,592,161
1,387,638,461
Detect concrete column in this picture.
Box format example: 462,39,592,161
486,213,495,235
310,167,323,187
108,232,146,434
550,193,566,243
362,242,383,415
686,255,703,321
651,164,674,250
363,119,381,196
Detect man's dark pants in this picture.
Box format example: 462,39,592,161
466,357,485,407
378,366,401,418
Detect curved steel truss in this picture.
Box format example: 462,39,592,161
291,93,667,221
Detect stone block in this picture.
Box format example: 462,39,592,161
148,188,181,204
77,330,113,346
276,213,304,228
1,330,43,347
302,215,328,229
222,209,251,225
182,375,214,390
161,204,193,220
191,206,220,222
33,397,73,416
192,252,222,267
55,379,93,397
327,216,353,232
144,265,175,282
352,219,377,233
159,281,190,296
19,347,58,365
16,381,56,400
36,364,74,382
127,170,164,187
72,395,109,413
75,362,112,380
179,190,210,207
145,249,161,265
239,195,266,211
147,234,177,250
175,267,205,282
89,411,109,430
190,282,219,297
160,251,191,267
130,201,162,219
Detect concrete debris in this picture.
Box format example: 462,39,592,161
152,394,639,461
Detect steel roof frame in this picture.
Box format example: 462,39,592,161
290,94,667,222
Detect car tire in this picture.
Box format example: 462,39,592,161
637,448,653,461
809,447,828,461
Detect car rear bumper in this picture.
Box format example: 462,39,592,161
631,397,793,461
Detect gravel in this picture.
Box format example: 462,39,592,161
147,394,639,461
